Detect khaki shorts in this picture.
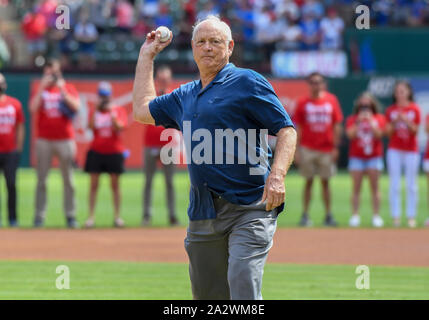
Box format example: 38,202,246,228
298,146,336,179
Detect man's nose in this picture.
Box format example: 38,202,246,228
203,42,213,51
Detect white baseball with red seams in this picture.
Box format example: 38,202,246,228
156,26,171,43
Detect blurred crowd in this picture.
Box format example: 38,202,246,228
1,0,429,69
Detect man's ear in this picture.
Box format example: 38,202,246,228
228,40,234,57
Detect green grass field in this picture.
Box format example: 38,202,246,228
0,261,428,299
1,168,428,228
1,168,428,300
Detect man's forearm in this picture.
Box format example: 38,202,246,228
271,126,297,177
132,52,157,124
16,124,24,151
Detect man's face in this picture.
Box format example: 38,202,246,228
308,75,325,95
191,21,233,73
155,69,172,92
43,62,62,87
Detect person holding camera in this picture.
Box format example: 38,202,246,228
84,82,127,228
346,92,386,228
30,59,80,228
0,73,25,227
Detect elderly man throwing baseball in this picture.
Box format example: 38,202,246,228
133,16,297,300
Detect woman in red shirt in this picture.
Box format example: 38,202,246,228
424,114,429,227
385,81,421,228
84,82,127,228
346,92,385,227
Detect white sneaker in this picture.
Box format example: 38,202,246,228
349,215,360,227
408,218,417,228
372,215,384,228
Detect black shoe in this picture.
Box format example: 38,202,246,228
324,215,338,227
9,220,18,228
142,217,151,226
169,216,179,226
67,217,79,229
299,215,312,227
34,218,44,228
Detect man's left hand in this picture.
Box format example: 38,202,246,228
259,170,285,211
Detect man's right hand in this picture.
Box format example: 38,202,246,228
140,29,173,59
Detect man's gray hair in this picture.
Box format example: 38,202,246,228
191,15,233,41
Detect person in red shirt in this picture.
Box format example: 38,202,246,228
293,72,343,227
385,81,421,228
0,73,25,227
142,65,179,226
346,92,386,228
84,82,127,228
29,59,80,228
423,114,429,227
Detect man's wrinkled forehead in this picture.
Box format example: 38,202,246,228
193,21,228,41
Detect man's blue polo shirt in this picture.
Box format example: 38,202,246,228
149,63,294,220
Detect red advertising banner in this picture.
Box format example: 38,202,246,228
30,78,308,169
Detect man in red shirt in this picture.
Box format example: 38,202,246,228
293,72,343,226
29,59,80,228
84,82,127,228
142,65,179,226
0,73,25,227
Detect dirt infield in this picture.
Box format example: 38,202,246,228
0,228,428,266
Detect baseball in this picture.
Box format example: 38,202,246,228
156,26,171,43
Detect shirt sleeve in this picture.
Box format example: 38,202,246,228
66,84,79,99
377,114,386,130
414,105,421,125
15,100,25,124
345,115,354,129
148,88,183,131
332,96,343,123
246,74,295,136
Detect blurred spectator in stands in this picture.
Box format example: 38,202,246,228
275,0,300,22
373,0,393,26
87,0,115,34
234,0,255,43
176,1,196,49
254,5,284,61
408,0,429,26
196,0,219,21
0,73,25,227
133,14,154,39
30,59,80,228
0,22,11,69
74,8,99,70
140,0,159,18
299,10,320,50
142,65,179,227
320,7,344,50
155,3,173,29
84,81,127,228
21,10,48,65
278,13,302,51
301,0,324,20
116,0,135,33
36,0,58,28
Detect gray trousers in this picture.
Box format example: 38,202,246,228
34,139,76,221
143,147,176,219
185,195,277,300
